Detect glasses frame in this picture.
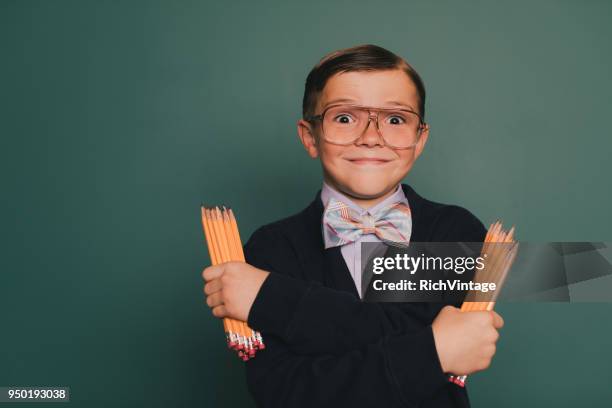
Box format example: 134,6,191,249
305,104,427,150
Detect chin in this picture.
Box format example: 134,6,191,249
342,177,396,199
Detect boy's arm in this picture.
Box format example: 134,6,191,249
245,206,486,355
247,269,424,354
244,324,449,408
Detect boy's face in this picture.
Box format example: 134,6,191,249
298,69,429,204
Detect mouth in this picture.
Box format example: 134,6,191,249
345,157,393,165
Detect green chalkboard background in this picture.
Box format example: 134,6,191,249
2,0,611,407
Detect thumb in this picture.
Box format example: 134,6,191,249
491,311,504,329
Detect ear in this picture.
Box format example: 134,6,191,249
413,123,430,159
297,119,319,159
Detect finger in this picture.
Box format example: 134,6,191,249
202,264,223,282
206,292,224,308
443,305,459,313
212,305,227,318
204,279,222,295
491,311,504,329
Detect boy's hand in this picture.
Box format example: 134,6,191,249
202,262,270,322
431,306,504,375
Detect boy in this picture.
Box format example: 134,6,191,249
202,44,503,408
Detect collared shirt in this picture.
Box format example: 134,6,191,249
320,182,410,298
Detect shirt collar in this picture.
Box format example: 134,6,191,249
320,181,409,216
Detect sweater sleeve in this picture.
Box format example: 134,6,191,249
432,206,487,308
245,323,449,408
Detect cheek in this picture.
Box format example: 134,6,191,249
318,144,345,168
395,151,417,172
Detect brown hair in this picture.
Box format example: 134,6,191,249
302,44,426,120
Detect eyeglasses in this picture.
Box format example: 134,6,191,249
306,104,426,149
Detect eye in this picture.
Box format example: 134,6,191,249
386,115,406,125
333,113,355,124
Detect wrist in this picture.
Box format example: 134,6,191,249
246,272,311,338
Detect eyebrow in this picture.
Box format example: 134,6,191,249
323,98,416,111
384,100,416,110
324,98,358,106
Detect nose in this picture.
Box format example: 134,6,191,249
355,113,385,147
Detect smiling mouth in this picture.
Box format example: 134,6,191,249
346,158,392,165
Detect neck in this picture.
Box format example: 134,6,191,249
323,178,400,210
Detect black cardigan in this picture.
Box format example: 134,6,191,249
243,184,487,408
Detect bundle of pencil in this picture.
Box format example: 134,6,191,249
200,205,265,361
448,221,519,387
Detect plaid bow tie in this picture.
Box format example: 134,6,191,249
322,197,412,249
